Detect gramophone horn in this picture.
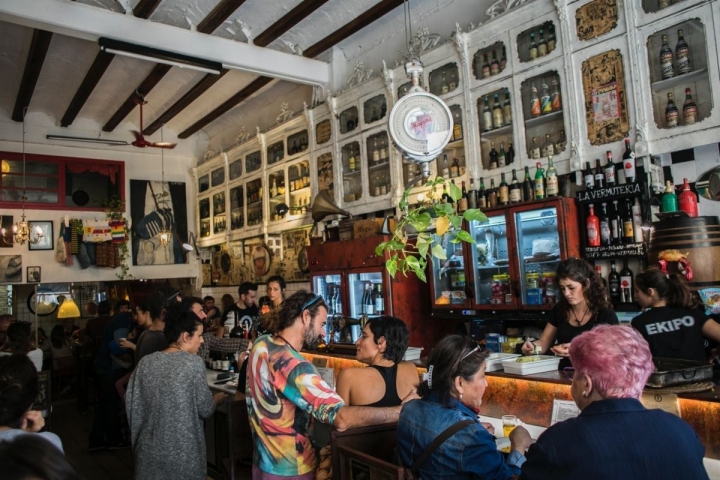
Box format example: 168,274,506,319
311,189,353,223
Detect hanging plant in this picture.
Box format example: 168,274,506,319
375,177,487,282
102,195,133,281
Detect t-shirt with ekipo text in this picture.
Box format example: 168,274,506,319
631,306,709,362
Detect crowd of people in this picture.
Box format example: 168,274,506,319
0,261,717,480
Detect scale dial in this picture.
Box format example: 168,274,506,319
388,90,453,163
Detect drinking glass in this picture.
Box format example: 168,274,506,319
502,415,520,438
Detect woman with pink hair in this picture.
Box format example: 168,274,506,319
520,325,709,480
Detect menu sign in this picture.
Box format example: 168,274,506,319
584,242,646,259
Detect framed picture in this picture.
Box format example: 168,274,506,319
27,266,41,283
28,221,54,251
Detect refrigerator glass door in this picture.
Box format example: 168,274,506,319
312,273,343,342
468,214,512,306
514,207,560,306
429,231,467,307
347,271,384,319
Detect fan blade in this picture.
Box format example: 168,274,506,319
150,142,177,149
131,130,144,142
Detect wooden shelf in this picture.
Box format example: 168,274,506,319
651,68,708,93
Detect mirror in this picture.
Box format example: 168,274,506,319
696,165,720,201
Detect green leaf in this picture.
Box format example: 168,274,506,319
431,243,447,260
386,258,398,278
456,230,474,243
387,240,405,251
449,214,462,229
449,182,462,202
463,209,488,223
416,240,430,258
417,233,433,243
375,242,387,256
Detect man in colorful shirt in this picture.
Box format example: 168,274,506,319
247,290,406,479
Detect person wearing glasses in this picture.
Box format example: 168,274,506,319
397,335,533,479
522,258,618,369
520,325,708,479
246,290,412,479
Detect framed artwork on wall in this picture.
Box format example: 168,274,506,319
28,221,54,251
0,255,22,283
27,266,41,283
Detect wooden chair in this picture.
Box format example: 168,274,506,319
331,423,406,480
32,370,52,431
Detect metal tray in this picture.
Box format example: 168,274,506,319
646,358,714,388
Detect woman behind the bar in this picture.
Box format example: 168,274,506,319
397,335,532,479
520,325,709,480
631,268,720,362
522,258,617,369
125,302,226,480
256,275,286,337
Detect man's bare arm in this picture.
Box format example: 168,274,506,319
332,405,401,432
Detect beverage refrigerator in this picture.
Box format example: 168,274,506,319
308,236,458,355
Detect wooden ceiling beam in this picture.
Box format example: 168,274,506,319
60,0,161,127
197,0,248,34
144,0,328,136
12,29,53,122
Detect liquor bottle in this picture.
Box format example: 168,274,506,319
441,72,449,95
482,96,493,131
482,53,491,78
599,202,611,247
660,35,675,80
542,134,555,157
683,88,697,125
364,283,375,315
678,178,698,217
584,162,595,190
534,162,546,200
546,156,558,197
373,284,384,315
620,259,634,304
270,177,278,197
458,181,469,213
507,141,515,164
510,169,522,204
551,78,562,111
594,159,605,189
372,138,380,165
611,200,622,245
529,137,541,160
453,110,463,140
448,70,457,91
621,139,636,184
596,266,608,289
622,199,635,244
632,197,644,242
529,33,538,60
499,173,509,205
489,143,499,169
441,154,450,178
468,178,478,209
522,166,534,202
587,204,601,247
603,150,616,187
540,81,552,114
530,84,541,117
450,157,461,178
490,50,501,76
556,130,567,153
478,177,487,208
609,261,621,304
406,163,415,184
665,92,679,128
500,46,507,70
548,24,556,51
498,142,507,167
662,181,678,212
488,179,498,207
348,146,356,171
675,29,692,75
493,94,504,129
442,184,450,204
503,91,513,125
538,29,548,57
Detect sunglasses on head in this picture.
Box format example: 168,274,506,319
301,294,322,312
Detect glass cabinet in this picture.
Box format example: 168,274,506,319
312,273,345,343
212,191,226,234
473,42,508,81
229,185,244,230
468,214,512,306
521,70,565,160
429,62,460,97
211,167,225,187
229,158,242,180
267,141,285,166
339,107,359,135
517,21,557,64
289,160,311,216
246,178,263,227
268,169,286,222
514,207,561,306
198,174,210,194
287,130,309,156
429,231,469,308
246,150,262,174
341,140,362,203
362,94,387,126
199,197,211,238
366,131,391,197
316,151,334,195
477,86,515,170
316,119,332,146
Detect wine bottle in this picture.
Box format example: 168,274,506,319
587,204,601,247
675,29,692,75
683,88,697,125
450,157,460,178
501,46,507,70
493,94,504,129
662,181,678,212
482,53,491,78
530,84,541,117
551,77,562,111
490,50,501,76
599,202,611,247
441,154,450,178
609,261,621,304
489,143,499,169
488,179,498,208
529,33,538,60
510,169,522,204
529,137,541,160
611,200,622,245
596,266,608,289
522,166,534,202
632,197,644,242
348,146,356,171
441,72,449,95
503,91,513,126
478,177,487,209
620,259,634,304
534,162,546,200
453,110,463,141
594,159,605,189
458,181,469,213
468,178,478,209
665,92,679,128
365,283,375,315
660,34,675,80
546,156,558,197
542,134,555,158
603,150,616,187
584,161,595,190
507,141,515,164
541,81,552,115
498,142,507,167
538,29,548,57
678,178,698,217
499,173,509,205
373,284,384,315
622,199,634,244
622,139,636,184
482,96,493,131
548,24,556,51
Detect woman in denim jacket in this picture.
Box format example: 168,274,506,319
397,335,532,479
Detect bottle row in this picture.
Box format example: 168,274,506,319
246,211,264,227
527,25,557,62
361,283,385,316
481,91,513,132
528,132,565,161
477,47,508,80
660,178,699,217
581,139,639,190
437,154,468,179
607,259,636,305
665,88,698,128
659,30,693,80
529,76,562,118
488,141,516,169
585,199,643,247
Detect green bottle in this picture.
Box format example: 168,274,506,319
534,162,546,200
661,181,678,212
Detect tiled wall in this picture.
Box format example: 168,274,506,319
201,281,311,304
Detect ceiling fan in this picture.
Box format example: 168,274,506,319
131,93,177,149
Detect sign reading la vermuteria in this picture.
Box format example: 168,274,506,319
576,182,643,203
584,242,646,259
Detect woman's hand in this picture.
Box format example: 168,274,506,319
509,425,533,453
521,341,537,355
119,339,136,351
550,343,570,357
20,410,45,432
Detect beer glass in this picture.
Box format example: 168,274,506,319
502,415,520,438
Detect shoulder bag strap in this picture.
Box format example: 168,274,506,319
410,419,475,473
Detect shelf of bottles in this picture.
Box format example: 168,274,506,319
316,152,334,196
642,0,689,14
342,141,362,203
517,20,557,64
316,119,332,147
648,18,710,129
398,78,424,99
268,169,287,222
362,94,388,127
246,150,262,175
287,130,309,157
521,71,565,162
211,166,225,188
478,87,515,170
472,42,508,81
430,231,468,307
198,173,210,194
468,215,512,306
348,272,386,320
212,191,226,234
229,158,242,181
289,160,311,216
267,140,285,166
428,62,460,97
246,178,263,227
339,106,360,135
366,131,392,197
199,197,211,238
229,185,244,231
514,208,561,306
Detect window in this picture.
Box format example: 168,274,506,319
0,152,124,210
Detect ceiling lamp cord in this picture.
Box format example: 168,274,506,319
158,127,171,247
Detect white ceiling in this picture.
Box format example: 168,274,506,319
0,0,495,152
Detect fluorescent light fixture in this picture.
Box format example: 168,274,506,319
99,37,222,75
222,63,323,87
46,135,129,146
